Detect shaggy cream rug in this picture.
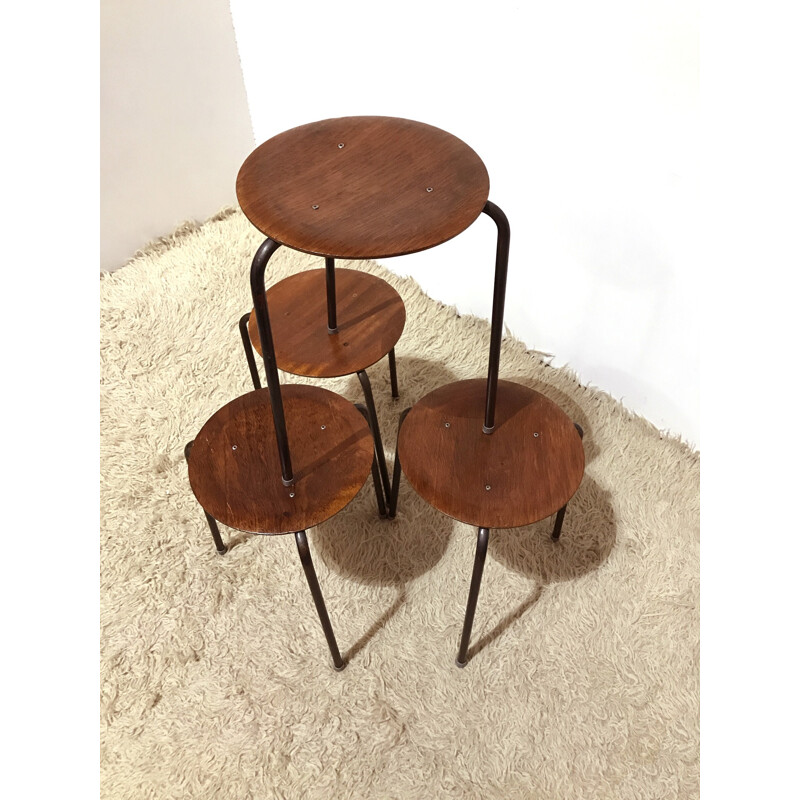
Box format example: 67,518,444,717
100,208,700,799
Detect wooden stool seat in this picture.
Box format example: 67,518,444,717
236,116,490,259
398,379,585,529
248,268,406,378
188,385,374,535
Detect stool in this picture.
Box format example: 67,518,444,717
235,116,491,512
185,384,377,669
388,203,587,667
238,265,405,505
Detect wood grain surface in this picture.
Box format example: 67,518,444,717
236,116,490,259
398,379,585,529
248,268,406,377
188,385,374,534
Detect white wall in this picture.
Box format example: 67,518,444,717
100,0,699,447
101,0,254,271
230,0,699,448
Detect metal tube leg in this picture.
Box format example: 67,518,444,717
388,407,411,519
251,238,293,484
481,201,511,434
204,512,228,554
325,257,338,332
388,348,399,399
357,370,391,502
456,527,491,667
551,506,567,541
238,312,262,390
355,403,387,517
185,441,227,554
295,530,345,670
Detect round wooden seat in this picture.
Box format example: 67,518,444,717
398,379,585,529
187,385,374,534
236,116,490,259
248,268,406,378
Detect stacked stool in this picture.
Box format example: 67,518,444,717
238,265,405,505
185,116,585,669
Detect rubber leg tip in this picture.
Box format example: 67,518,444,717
334,661,347,672
455,658,467,669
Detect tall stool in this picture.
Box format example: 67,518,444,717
234,116,492,507
390,202,586,667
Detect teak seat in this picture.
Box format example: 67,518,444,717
187,386,375,535
397,379,584,530
244,268,405,380
236,116,490,259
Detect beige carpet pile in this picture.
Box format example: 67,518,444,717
100,208,700,799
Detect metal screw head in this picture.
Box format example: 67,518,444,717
311,204,320,210
289,492,295,498
444,422,450,428
337,142,345,149
426,187,433,192
321,425,326,430
485,484,491,491
231,445,238,450
533,432,539,438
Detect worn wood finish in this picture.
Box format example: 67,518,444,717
398,379,585,529
236,116,490,259
248,268,406,377
188,386,374,534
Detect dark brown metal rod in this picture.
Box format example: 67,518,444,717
325,257,337,332
250,238,293,484
456,527,491,666
481,201,511,434
295,530,345,670
239,312,262,390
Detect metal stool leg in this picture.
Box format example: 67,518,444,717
184,441,228,554
239,312,262,390
388,347,399,400
387,407,411,519
551,506,567,541
295,530,345,670
355,403,387,517
357,370,392,502
203,512,228,555
456,527,491,667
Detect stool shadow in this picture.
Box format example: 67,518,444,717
466,475,616,661
224,530,257,551
338,354,461,422
314,355,460,661
506,370,601,467
312,487,454,662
